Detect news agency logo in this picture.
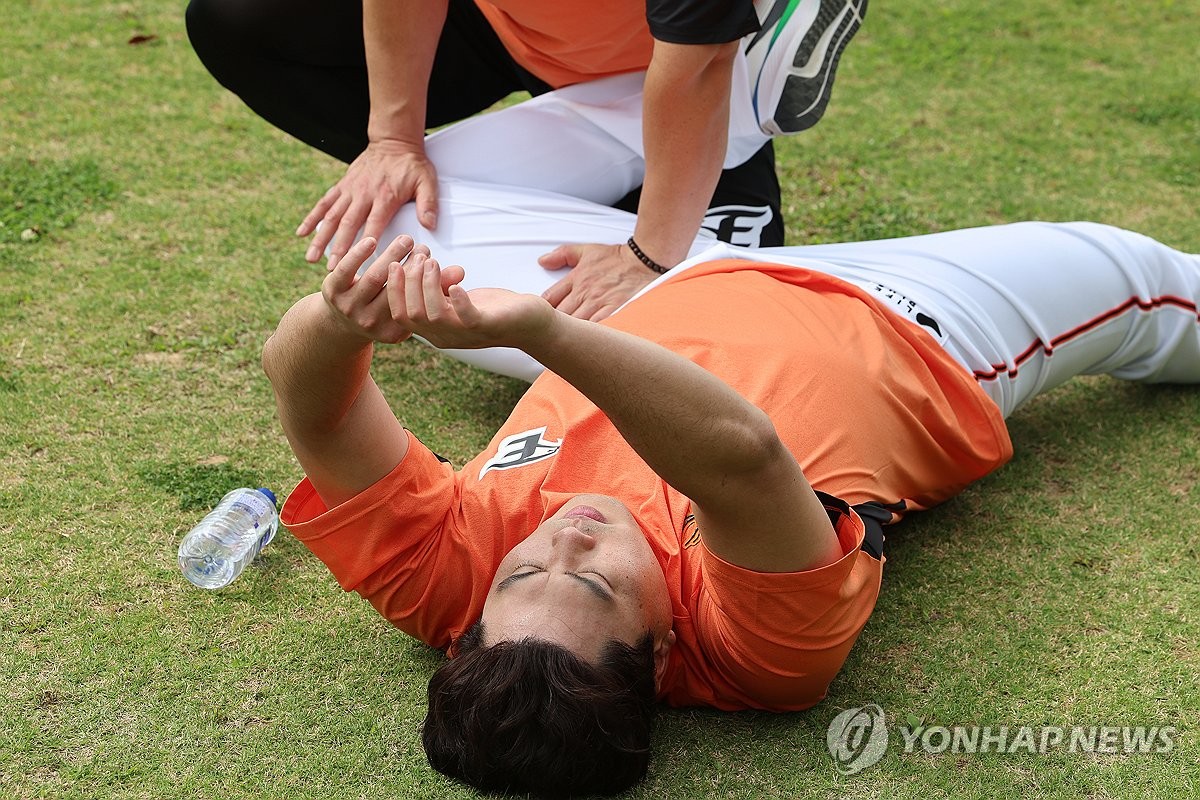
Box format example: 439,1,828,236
826,705,1177,775
826,705,888,775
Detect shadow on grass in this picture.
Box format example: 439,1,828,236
135,460,267,511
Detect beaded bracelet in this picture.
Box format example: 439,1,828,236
626,236,670,275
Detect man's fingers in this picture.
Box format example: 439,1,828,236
362,195,404,244
375,234,416,271
585,301,620,323
324,237,378,294
403,253,428,319
439,263,465,292
298,185,340,238
327,201,372,268
421,255,450,320
554,287,584,317
308,193,352,264
570,297,601,321
542,274,574,307
559,291,616,321
538,245,580,271
414,174,439,230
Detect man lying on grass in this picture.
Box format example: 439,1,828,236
262,216,1200,797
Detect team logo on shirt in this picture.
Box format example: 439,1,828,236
682,514,702,549
701,204,774,247
478,426,562,480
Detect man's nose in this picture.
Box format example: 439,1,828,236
551,524,597,554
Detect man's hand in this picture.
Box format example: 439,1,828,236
389,252,557,351
538,243,658,322
298,139,440,269
321,234,458,344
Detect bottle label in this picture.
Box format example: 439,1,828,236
231,491,278,548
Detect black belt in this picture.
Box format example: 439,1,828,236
816,491,893,560
852,500,901,560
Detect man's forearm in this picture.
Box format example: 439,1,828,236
364,0,449,144
633,40,737,267
262,293,376,438
521,311,780,501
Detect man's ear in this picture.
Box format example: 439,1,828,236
653,630,677,691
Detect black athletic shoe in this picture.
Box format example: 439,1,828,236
744,0,868,135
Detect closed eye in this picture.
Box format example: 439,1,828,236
495,564,615,604
496,561,543,592
579,571,613,591
571,572,615,604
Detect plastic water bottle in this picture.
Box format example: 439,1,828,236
178,487,278,589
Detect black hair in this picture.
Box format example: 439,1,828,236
422,621,657,797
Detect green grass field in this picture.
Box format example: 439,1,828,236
2,1,1197,797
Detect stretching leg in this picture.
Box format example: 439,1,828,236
373,184,1200,404
756,222,1200,416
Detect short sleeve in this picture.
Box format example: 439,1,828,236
645,0,759,44
281,430,478,650
693,498,883,709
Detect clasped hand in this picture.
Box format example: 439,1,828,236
320,235,556,351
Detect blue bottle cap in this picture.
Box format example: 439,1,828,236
256,487,277,507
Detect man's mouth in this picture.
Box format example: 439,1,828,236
563,505,606,524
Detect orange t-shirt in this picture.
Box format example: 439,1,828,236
474,0,652,88
281,259,1012,711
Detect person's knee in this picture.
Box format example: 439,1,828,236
185,0,287,89
185,0,283,49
